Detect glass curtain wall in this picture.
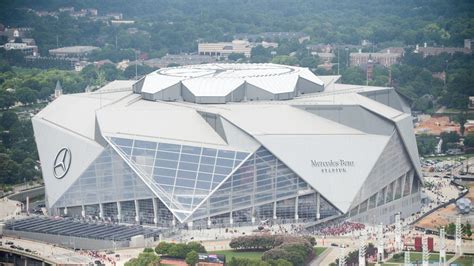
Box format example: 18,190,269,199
109,137,249,221
191,147,339,223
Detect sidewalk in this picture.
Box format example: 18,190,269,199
310,247,333,266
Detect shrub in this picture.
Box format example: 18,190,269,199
143,247,155,253
267,259,293,266
229,235,280,250
227,257,271,266
303,235,316,246
261,237,314,266
229,235,314,265
261,248,290,261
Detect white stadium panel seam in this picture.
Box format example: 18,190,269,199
37,117,96,142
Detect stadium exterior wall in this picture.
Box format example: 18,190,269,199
32,64,423,228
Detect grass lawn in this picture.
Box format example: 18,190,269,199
388,252,453,263
213,250,264,261
314,247,327,257
453,255,474,265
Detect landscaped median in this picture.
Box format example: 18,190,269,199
141,235,324,265
224,234,319,265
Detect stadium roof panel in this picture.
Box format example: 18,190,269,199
133,63,325,103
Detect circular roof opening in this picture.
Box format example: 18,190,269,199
134,63,325,103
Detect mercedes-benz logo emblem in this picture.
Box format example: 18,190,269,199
53,147,71,179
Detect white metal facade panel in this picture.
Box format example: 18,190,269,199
255,134,389,212
32,117,104,208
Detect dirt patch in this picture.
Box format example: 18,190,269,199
415,204,457,229
415,183,474,230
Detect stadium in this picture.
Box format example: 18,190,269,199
32,63,422,228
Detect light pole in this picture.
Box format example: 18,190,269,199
422,233,429,266
404,250,410,266
358,230,367,266
439,227,446,265
345,47,349,68
135,50,138,80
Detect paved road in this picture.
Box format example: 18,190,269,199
1,236,93,264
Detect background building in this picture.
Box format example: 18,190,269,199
1,42,38,56
350,49,402,67
235,32,310,43
414,42,471,57
48,46,99,59
198,40,252,58
33,63,422,228
144,54,217,68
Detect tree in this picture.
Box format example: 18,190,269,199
0,59,11,72
80,64,98,82
464,134,474,149
155,242,172,255
251,46,272,63
125,251,160,266
228,53,246,62
123,64,154,79
341,67,365,85
464,223,472,238
185,250,199,266
20,158,38,181
15,87,38,105
187,241,206,253
446,223,456,235
0,153,19,184
10,148,28,163
0,90,16,110
417,135,438,155
457,111,467,136
0,111,18,129
99,63,121,81
440,131,460,152
413,96,433,112
299,56,318,68
271,55,299,66
95,70,107,87
168,243,189,258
